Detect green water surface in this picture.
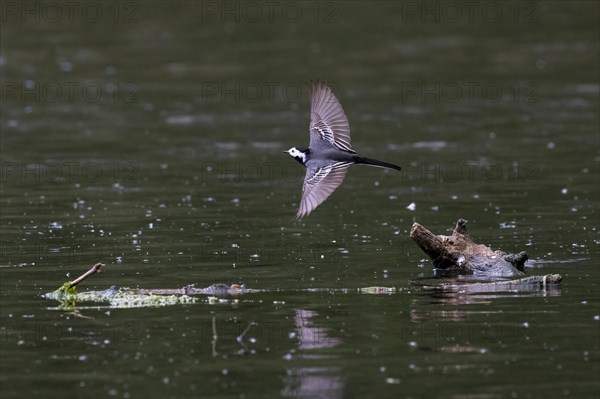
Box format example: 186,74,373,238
1,1,599,398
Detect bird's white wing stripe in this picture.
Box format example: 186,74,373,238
296,162,351,220
310,125,354,152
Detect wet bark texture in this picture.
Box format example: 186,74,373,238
410,219,529,277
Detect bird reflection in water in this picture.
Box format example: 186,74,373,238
281,309,343,399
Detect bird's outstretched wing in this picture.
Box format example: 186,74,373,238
296,161,352,220
309,81,354,153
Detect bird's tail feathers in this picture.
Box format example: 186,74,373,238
356,156,402,171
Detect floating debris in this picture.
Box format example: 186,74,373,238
43,264,260,309
359,286,396,295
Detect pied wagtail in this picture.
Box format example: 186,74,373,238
285,80,401,219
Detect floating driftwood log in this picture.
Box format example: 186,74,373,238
44,263,261,308
410,219,558,282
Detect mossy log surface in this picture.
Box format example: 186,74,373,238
410,219,531,277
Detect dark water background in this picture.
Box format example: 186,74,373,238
1,1,599,398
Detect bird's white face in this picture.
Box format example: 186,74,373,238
285,147,307,164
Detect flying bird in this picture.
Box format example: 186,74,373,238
285,80,401,219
